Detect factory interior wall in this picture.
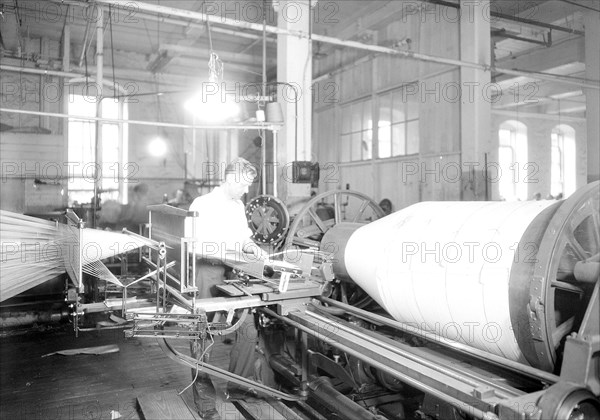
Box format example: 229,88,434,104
0,7,592,212
1,45,68,213
312,4,462,211
490,114,588,200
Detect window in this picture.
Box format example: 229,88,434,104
551,125,576,198
340,99,372,162
378,85,419,158
498,120,528,201
68,94,128,205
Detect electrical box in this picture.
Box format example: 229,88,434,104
292,161,319,188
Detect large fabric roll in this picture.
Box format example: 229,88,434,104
344,200,556,365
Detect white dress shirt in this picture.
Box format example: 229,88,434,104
185,186,253,260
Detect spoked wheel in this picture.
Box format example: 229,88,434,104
284,190,385,252
284,190,385,308
525,181,599,371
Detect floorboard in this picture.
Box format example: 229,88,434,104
0,326,286,420
138,389,201,420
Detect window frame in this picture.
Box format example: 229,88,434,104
67,94,128,205
377,85,419,159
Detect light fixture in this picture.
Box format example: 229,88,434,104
265,102,284,123
184,48,242,122
184,92,240,122
148,136,167,157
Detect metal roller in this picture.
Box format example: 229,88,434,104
321,182,599,372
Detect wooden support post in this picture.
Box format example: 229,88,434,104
459,0,491,200
584,13,600,183
276,0,313,200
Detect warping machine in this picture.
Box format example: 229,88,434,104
119,182,599,420
1,182,598,420
0,209,157,334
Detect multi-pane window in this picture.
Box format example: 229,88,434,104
340,99,372,162
338,86,420,162
498,120,528,201
551,125,576,198
378,86,419,158
68,95,127,205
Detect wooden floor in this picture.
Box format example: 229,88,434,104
0,325,287,420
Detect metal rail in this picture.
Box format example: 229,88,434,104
306,309,523,400
317,297,560,385
261,307,500,420
156,338,305,402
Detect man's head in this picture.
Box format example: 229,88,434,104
222,157,257,200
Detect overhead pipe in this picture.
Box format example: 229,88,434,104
0,64,127,94
78,17,92,67
0,108,284,131
46,0,275,43
84,0,599,90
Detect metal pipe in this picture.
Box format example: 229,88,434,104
306,310,522,399
272,130,278,197
318,297,560,385
157,338,304,401
0,108,284,131
93,4,104,228
78,18,92,67
308,376,386,420
46,0,274,42
85,0,598,90
269,354,301,385
260,307,496,420
0,65,127,94
0,309,69,328
261,6,268,196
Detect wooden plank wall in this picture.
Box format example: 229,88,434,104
313,3,462,210
0,133,67,213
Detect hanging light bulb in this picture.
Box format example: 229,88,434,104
184,93,240,122
148,136,167,157
184,51,240,122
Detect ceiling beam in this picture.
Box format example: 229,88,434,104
490,8,583,36
492,109,585,123
494,36,585,82
161,44,276,67
0,59,256,92
495,62,586,92
321,1,394,39
70,0,598,90
492,82,585,109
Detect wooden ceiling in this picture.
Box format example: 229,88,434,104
0,0,596,115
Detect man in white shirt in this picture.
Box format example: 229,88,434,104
186,157,263,419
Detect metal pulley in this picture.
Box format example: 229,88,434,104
246,195,290,245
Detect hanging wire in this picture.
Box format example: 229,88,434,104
204,6,223,83
84,52,89,96
179,325,215,395
108,5,118,102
